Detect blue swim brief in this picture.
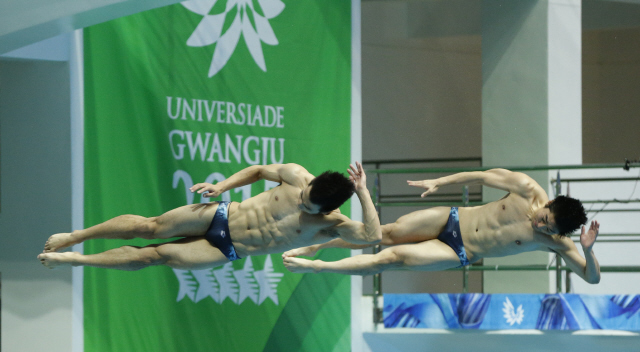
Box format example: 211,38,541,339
204,201,240,261
437,207,469,267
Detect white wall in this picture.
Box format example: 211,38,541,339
361,2,482,162
0,0,181,54
0,35,73,352
360,0,483,297
481,0,552,294
582,26,640,164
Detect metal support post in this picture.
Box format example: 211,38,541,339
463,266,469,294
555,172,562,292
556,253,562,293
373,246,382,325
462,185,469,293
372,171,382,326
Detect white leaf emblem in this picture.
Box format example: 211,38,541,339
182,0,285,77
253,254,285,305
212,262,239,303
502,297,524,326
191,267,220,302
233,256,259,304
173,255,284,305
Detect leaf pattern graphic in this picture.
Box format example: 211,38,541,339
182,0,285,77
174,255,284,305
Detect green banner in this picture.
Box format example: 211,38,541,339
84,0,352,351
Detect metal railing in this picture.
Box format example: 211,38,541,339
365,159,640,325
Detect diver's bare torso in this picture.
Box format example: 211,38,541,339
227,183,337,257
459,191,559,262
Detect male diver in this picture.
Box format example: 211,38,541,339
283,168,601,284
38,162,382,270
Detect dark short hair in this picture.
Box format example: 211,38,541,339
308,171,355,213
547,195,587,236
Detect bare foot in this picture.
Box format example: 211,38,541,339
283,256,317,274
283,244,320,258
44,233,80,252
38,252,77,269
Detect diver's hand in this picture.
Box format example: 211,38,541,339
407,179,440,198
190,183,224,198
580,220,599,250
348,161,367,193
283,256,318,274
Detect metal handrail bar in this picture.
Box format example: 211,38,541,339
581,199,640,204
572,239,640,243
362,157,481,165
574,233,640,237
587,209,640,213
366,163,636,175
376,199,640,207
377,201,485,207
553,177,640,183
378,265,640,272
443,265,640,272
375,205,640,213
379,192,482,199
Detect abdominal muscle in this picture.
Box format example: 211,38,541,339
458,198,542,260
223,187,318,257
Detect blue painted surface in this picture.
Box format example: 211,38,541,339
384,293,640,330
